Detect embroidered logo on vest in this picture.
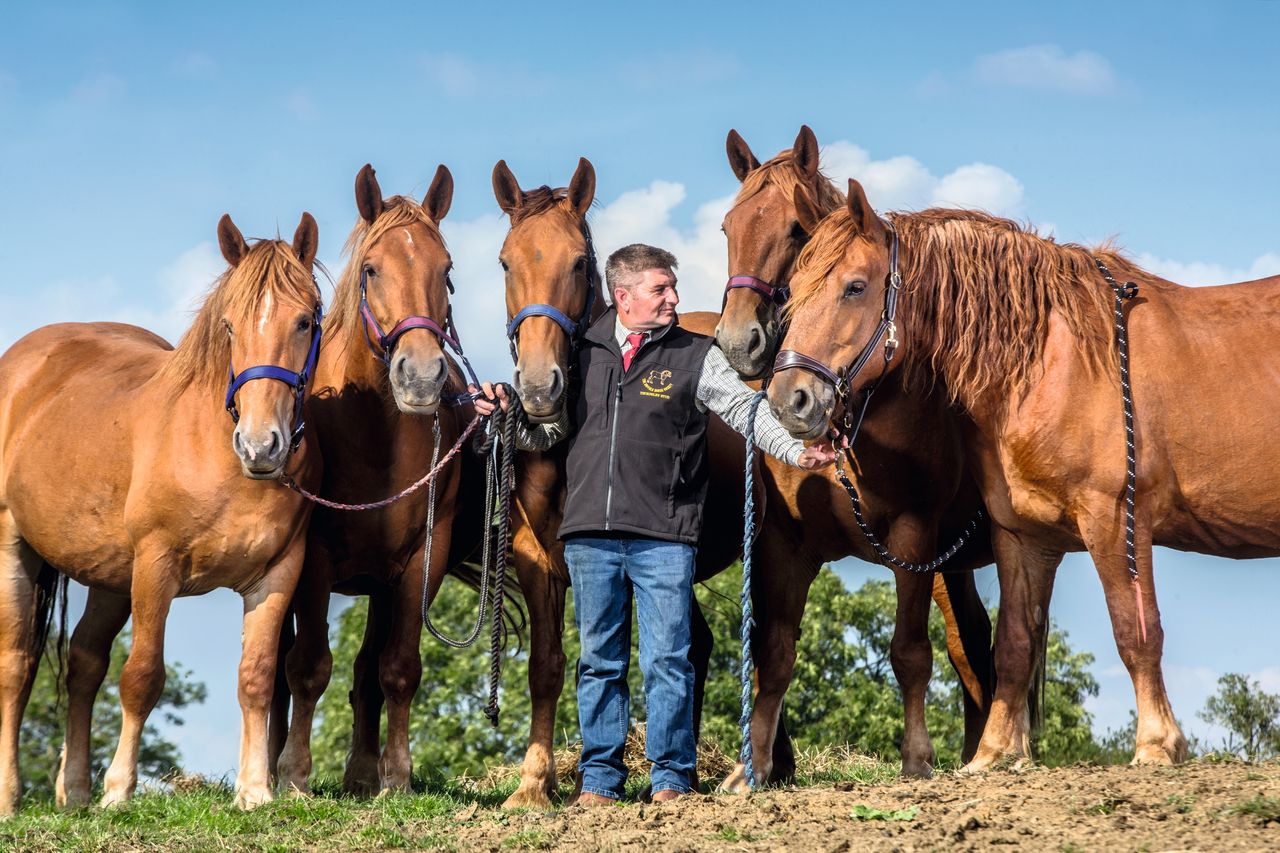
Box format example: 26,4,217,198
640,368,673,399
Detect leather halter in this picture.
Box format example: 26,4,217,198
504,222,599,365
224,278,324,452
358,267,479,388
724,274,789,305
772,219,902,436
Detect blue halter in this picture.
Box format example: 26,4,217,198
224,292,324,453
504,223,599,364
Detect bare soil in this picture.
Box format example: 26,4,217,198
453,760,1280,851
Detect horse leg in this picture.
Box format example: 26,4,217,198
233,545,306,810
0,513,43,815
964,528,1061,772
891,564,937,778
101,549,180,807
343,594,389,796
56,587,130,808
936,571,995,763
1082,517,1185,765
277,568,334,796
378,548,436,794
267,610,294,785
502,527,567,809
719,534,815,793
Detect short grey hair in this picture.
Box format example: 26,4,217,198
605,243,678,293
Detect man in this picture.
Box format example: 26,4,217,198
475,244,833,805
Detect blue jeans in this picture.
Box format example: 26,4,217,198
565,536,696,799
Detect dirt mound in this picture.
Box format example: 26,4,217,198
455,759,1280,851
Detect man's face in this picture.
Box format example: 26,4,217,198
616,267,679,330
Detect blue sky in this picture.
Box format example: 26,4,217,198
3,2,1280,781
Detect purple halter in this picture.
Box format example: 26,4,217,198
725,274,790,305
224,297,324,453
358,267,479,388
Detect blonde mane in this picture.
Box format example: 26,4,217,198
788,207,1140,408
325,196,447,348
735,149,844,213
162,239,320,393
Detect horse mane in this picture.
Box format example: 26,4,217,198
789,206,1142,408
735,149,845,213
325,196,447,348
162,239,321,394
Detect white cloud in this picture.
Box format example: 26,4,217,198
822,141,1025,217
1133,251,1280,286
69,72,126,106
974,45,1119,96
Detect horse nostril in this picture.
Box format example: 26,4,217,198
792,387,810,415
392,353,408,382
233,429,246,456
747,325,764,357
432,355,447,382
547,366,564,401
268,429,283,459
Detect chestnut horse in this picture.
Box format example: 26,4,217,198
274,164,477,796
0,214,323,813
492,158,764,806
713,127,996,786
769,179,1280,769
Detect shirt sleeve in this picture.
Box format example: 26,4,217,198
511,405,573,452
696,344,805,466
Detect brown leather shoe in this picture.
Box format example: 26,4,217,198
651,789,687,803
574,792,618,807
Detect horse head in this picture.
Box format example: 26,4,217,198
493,157,601,422
768,179,897,440
216,212,323,478
717,125,842,379
345,163,457,414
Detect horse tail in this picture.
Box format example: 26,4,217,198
33,561,69,709
450,562,527,652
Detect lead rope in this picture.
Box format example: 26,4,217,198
1095,258,1146,644
420,387,518,727
737,389,768,789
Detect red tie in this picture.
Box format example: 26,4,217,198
622,331,646,372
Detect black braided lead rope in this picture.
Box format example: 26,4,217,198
1094,258,1145,641
481,401,517,727
833,451,984,573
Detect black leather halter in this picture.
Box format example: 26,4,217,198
772,218,902,441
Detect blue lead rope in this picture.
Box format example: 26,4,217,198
738,389,767,789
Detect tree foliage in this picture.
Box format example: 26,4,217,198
314,564,1108,779
1199,673,1280,761
21,629,207,798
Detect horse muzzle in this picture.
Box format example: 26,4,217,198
233,426,289,479
768,374,834,441
390,351,447,414
513,363,565,422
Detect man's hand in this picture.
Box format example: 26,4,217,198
796,427,849,470
469,382,510,417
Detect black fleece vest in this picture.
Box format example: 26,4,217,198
559,309,715,544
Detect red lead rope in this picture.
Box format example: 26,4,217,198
279,414,484,511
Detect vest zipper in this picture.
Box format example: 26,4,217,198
603,374,623,529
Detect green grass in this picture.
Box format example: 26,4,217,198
1227,795,1280,824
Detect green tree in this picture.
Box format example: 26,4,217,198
1199,672,1280,761
21,629,207,798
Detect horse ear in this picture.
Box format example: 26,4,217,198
292,212,319,269
725,129,760,182
847,179,874,234
492,160,523,215
567,157,596,218
355,164,385,224
793,185,823,236
217,214,249,267
794,125,819,183
423,164,454,222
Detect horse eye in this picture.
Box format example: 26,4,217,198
363,264,376,278
297,318,312,332
223,320,234,337
574,256,587,271
843,280,867,298
499,260,510,273
790,221,808,241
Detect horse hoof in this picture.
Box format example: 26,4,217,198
235,787,274,810
282,783,312,799
1131,743,1176,766
99,788,132,809
716,764,753,795
901,761,934,780
502,781,554,810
